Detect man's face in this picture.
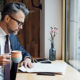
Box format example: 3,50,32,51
6,10,25,35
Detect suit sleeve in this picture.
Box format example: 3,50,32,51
10,34,32,80
10,34,31,60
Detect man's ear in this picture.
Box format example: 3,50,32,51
4,15,10,23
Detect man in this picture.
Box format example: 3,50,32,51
0,2,33,80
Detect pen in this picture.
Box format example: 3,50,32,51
34,59,37,63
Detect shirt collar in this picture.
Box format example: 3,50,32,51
0,27,7,36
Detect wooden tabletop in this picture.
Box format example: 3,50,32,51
16,60,80,80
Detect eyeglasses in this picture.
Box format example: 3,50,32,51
9,15,24,26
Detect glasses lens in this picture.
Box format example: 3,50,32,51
18,22,24,26
9,15,24,26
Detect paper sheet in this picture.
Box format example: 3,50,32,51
18,62,67,75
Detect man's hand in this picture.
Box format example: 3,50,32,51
0,54,10,66
20,58,33,68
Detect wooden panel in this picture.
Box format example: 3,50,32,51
5,0,40,57
23,0,40,57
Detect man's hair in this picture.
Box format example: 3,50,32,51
1,2,29,20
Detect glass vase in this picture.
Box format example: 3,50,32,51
49,43,56,61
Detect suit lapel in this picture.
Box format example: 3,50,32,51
9,34,16,50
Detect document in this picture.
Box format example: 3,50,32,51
18,61,67,75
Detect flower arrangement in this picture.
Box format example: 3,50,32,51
49,26,58,48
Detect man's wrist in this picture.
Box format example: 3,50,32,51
24,56,31,60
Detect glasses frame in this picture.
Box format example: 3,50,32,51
9,15,24,26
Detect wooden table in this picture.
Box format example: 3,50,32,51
16,60,80,80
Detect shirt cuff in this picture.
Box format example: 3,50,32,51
24,56,31,60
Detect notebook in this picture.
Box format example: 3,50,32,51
18,61,67,75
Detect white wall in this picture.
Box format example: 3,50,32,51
40,0,62,59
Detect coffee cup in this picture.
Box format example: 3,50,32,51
11,50,22,63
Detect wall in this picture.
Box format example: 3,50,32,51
40,0,62,59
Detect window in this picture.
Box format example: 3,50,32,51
65,0,80,71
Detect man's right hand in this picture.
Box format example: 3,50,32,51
0,54,10,66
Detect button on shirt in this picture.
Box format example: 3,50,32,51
0,27,11,80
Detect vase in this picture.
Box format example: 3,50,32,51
49,43,56,61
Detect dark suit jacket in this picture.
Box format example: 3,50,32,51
10,34,31,80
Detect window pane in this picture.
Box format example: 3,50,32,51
66,0,80,71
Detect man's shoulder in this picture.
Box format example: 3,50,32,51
10,34,16,37
9,34,17,40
